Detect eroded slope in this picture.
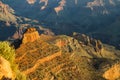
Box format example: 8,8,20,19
15,31,120,80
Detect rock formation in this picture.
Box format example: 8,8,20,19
0,56,13,80
86,0,115,14
26,0,77,13
73,32,103,53
54,0,66,14
56,36,81,53
39,26,55,36
25,0,117,14
16,32,120,80
0,1,16,22
27,0,36,4
103,62,120,80
22,28,40,44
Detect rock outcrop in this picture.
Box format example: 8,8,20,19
16,33,120,80
0,56,13,80
73,32,103,53
22,28,40,44
39,26,55,36
56,36,82,53
0,1,16,23
103,62,120,80
86,0,116,14
27,0,36,4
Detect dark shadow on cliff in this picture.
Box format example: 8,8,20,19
11,39,22,49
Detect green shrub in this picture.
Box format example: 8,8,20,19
15,70,26,80
0,41,26,80
0,41,15,64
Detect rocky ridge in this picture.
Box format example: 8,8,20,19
73,32,103,53
0,1,16,23
86,0,116,14
15,28,120,80
26,0,119,14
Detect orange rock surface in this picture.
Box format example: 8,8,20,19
22,28,40,44
103,62,120,80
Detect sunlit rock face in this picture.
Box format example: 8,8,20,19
26,0,119,14
0,56,13,80
16,31,120,80
22,28,40,44
103,62,120,80
27,0,36,4
26,0,77,13
39,0,48,10
86,0,105,10
2,0,120,16
54,0,66,14
86,0,117,14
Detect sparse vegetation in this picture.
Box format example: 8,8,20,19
0,33,119,80
0,0,120,80
0,41,26,80
15,35,119,80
